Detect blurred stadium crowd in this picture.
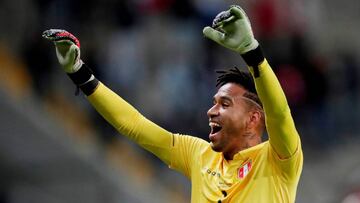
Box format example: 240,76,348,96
0,0,360,202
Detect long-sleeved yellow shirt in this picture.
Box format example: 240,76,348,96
87,59,303,203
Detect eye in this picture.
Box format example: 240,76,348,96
222,102,230,108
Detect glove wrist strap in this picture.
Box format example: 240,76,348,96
67,63,93,85
241,46,265,78
78,78,99,96
67,63,99,96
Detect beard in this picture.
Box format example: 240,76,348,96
210,141,222,152
209,122,247,154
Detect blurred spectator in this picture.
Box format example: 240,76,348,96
276,64,306,106
290,34,328,107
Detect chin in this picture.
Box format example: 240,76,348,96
210,142,223,152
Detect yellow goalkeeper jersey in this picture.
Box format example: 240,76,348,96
87,59,303,203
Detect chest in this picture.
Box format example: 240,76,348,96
200,158,254,191
192,151,276,202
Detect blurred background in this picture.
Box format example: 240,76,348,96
0,0,360,202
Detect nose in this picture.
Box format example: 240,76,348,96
207,105,219,118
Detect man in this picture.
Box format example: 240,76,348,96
43,5,303,203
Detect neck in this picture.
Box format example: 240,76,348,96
223,131,261,160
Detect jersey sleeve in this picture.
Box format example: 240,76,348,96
169,134,209,179
87,82,174,165
249,59,301,161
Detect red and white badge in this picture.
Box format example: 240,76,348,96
238,160,252,179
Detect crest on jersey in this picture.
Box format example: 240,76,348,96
238,160,252,179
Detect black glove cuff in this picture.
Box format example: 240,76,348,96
67,63,99,96
79,78,99,96
67,63,93,85
241,46,265,78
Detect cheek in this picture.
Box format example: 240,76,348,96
230,107,247,122
224,110,247,130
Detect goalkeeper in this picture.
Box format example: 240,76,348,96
43,5,302,203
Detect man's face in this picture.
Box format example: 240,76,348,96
207,83,251,153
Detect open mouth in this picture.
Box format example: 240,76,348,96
209,122,222,135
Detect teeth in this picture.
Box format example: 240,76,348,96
209,122,221,127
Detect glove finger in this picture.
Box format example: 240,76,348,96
42,29,67,41
42,29,80,48
229,5,247,20
212,10,234,28
55,44,79,68
55,40,74,57
203,26,225,45
221,15,237,27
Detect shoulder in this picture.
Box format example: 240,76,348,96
172,134,210,157
173,134,209,147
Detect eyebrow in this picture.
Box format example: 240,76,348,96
213,95,233,103
214,94,263,111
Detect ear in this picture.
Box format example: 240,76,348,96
246,110,262,129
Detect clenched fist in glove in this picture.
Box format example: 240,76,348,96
203,5,259,54
203,5,265,76
43,29,98,95
42,29,83,73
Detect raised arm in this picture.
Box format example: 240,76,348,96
203,6,300,159
42,29,174,164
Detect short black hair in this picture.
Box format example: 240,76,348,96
216,67,262,108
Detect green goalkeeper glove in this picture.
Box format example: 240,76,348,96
203,5,259,54
42,29,98,95
42,29,83,73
